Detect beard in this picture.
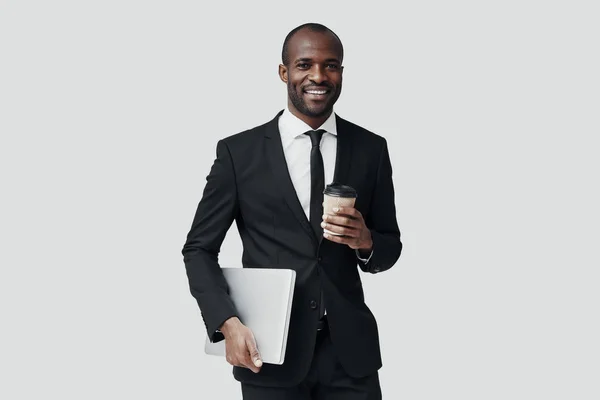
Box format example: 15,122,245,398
287,80,341,118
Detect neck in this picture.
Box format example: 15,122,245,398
288,102,333,130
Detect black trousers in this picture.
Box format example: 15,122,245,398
241,322,382,400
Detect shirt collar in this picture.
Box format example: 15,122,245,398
278,107,338,142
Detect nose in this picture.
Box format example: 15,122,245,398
308,65,328,84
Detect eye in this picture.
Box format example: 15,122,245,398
326,64,339,69
297,63,310,69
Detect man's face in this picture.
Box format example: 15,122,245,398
280,30,343,118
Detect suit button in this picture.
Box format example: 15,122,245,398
309,300,318,309
318,257,322,262
373,267,381,273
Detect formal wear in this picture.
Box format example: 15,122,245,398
278,108,372,318
182,109,402,393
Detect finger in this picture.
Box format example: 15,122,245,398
321,221,359,237
333,206,361,218
248,346,262,367
241,354,261,373
235,347,258,372
323,232,360,249
228,355,244,368
246,335,263,369
241,358,260,373
323,232,359,246
322,213,359,228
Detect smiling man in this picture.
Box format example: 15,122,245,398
282,26,343,125
182,23,402,399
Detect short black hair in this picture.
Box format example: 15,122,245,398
281,23,343,66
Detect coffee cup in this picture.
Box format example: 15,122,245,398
322,183,357,236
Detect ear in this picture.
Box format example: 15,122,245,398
278,64,288,83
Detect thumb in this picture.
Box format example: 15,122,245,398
246,336,263,367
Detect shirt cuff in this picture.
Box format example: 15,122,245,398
355,248,373,264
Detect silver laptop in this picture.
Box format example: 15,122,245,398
204,267,296,365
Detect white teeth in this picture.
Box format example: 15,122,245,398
306,90,328,95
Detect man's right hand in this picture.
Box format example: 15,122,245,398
219,316,263,373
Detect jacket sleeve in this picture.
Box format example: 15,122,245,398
357,138,402,274
182,140,239,342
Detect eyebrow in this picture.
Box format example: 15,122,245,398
294,58,341,64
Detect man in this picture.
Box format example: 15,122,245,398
182,23,402,399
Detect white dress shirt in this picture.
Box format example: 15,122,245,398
278,108,337,219
277,108,373,267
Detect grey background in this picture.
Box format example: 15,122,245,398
1,0,599,399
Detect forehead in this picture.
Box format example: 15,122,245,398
288,30,342,62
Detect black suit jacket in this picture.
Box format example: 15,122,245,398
182,110,402,387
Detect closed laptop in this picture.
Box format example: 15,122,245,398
204,267,296,365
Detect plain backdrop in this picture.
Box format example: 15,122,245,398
1,1,599,399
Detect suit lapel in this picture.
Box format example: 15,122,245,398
265,111,317,245
333,115,354,187
264,111,355,248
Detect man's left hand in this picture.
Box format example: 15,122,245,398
321,206,373,251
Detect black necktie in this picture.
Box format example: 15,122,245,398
304,129,326,239
304,129,326,319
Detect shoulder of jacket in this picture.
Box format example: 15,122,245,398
336,115,387,145
218,116,276,149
